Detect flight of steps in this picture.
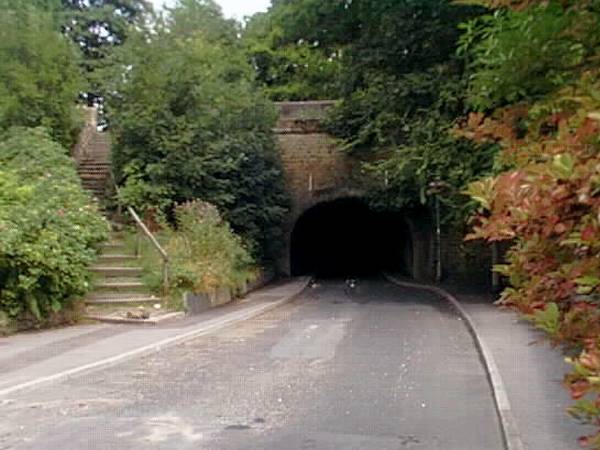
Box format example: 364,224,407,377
77,131,112,203
74,109,168,322
85,232,162,321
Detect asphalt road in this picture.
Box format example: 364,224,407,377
0,279,504,450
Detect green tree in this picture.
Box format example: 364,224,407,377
0,3,84,148
243,5,342,100
458,2,598,110
61,0,152,102
250,0,491,222
108,0,290,263
163,0,239,43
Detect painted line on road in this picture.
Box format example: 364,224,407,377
0,278,311,398
383,274,526,450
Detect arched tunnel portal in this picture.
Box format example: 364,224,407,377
290,198,428,278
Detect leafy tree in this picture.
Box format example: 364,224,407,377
163,0,239,43
246,0,485,98
108,0,290,263
0,2,84,148
243,3,343,100
458,2,598,110
60,0,152,102
245,39,342,101
253,0,491,223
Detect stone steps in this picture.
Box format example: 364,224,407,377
79,164,110,170
85,230,163,319
96,254,138,264
74,118,167,322
93,279,147,292
90,266,143,277
86,295,159,305
98,242,126,251
75,126,111,204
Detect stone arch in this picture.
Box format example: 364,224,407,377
281,193,434,280
272,101,434,280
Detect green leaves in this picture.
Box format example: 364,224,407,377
575,276,600,295
550,153,576,180
462,3,595,110
60,0,151,99
525,302,560,335
459,2,600,446
0,128,108,323
108,4,289,263
0,3,83,148
464,177,495,210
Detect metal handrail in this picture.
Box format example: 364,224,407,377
126,206,168,261
109,172,170,294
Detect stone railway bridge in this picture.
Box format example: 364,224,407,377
77,102,490,284
273,101,434,280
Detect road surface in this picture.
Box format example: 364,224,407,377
0,279,504,450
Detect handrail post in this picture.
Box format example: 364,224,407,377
109,172,170,297
162,261,169,295
135,231,141,257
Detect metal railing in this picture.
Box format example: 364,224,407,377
110,173,170,294
126,205,170,294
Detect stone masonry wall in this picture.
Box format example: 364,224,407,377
274,101,365,220
440,230,493,287
274,102,366,274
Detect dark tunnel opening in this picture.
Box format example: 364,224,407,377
290,198,413,277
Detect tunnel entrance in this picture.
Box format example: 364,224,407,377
290,198,413,277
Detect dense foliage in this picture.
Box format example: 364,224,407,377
0,129,108,326
60,0,151,102
108,0,289,263
458,1,599,111
458,1,600,446
166,201,255,295
249,0,494,224
244,9,342,100
0,2,84,148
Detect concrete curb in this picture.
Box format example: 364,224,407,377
0,278,311,398
383,274,526,450
84,311,185,325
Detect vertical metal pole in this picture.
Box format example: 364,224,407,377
491,242,500,294
135,231,141,257
162,261,169,295
435,195,442,283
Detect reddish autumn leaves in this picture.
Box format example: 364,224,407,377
461,73,600,445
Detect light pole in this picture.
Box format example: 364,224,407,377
427,180,449,284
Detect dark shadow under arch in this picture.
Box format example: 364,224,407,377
290,198,413,277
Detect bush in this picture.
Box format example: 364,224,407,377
459,1,600,445
166,201,256,295
0,128,108,325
